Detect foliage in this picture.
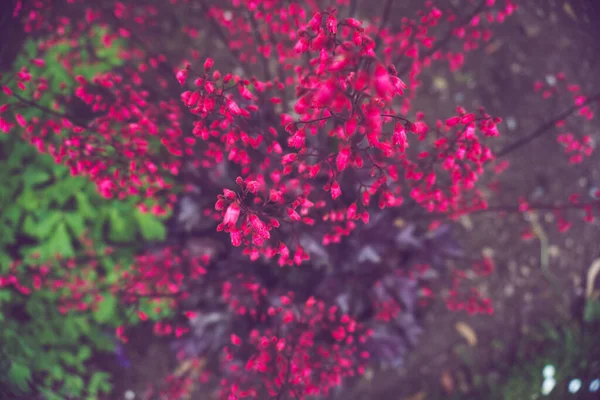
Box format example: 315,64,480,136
0,31,166,399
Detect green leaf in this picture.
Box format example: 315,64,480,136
65,213,85,237
47,222,75,258
93,294,117,323
89,371,112,395
77,345,91,362
74,316,91,335
0,289,13,302
63,375,85,396
50,177,86,206
17,190,40,211
22,215,38,237
50,365,65,381
89,330,115,352
39,388,64,400
0,252,12,272
109,208,136,242
60,352,77,367
75,192,97,218
48,65,73,93
23,168,51,187
25,297,45,319
101,257,120,284
135,210,166,241
8,363,32,392
584,299,600,322
3,204,22,225
35,212,64,239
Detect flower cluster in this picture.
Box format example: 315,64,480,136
7,0,600,399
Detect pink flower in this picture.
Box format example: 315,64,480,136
203,58,214,72
308,12,322,32
392,123,408,150
230,334,242,345
246,180,261,194
227,99,242,116
276,338,286,351
287,208,301,221
98,179,114,198
294,38,309,53
282,153,297,164
336,148,351,171
331,181,342,200
30,58,45,67
445,116,460,127
223,202,241,226
347,203,357,220
176,68,188,86
344,18,362,28
15,114,27,127
374,64,393,100
249,214,270,240
326,13,337,34
230,229,242,247
0,117,13,133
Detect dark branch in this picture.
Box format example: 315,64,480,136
374,0,393,51
396,0,486,76
495,93,600,158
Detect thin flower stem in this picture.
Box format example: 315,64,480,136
374,0,393,51
395,0,486,76
412,200,600,220
12,92,89,128
495,92,600,157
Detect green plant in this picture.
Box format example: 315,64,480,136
425,314,600,400
501,319,600,399
0,31,167,399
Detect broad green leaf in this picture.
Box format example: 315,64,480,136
109,208,136,242
65,213,86,237
89,371,112,395
101,257,120,284
94,294,117,323
22,215,38,237
60,352,77,367
0,289,13,302
48,64,73,93
74,316,91,335
8,363,32,392
23,168,51,187
0,225,16,245
47,222,75,258
62,316,83,342
17,189,40,211
89,331,115,352
39,388,64,400
63,374,85,395
3,204,22,225
0,252,13,272
50,365,65,381
75,192,97,218
25,298,45,319
35,211,64,239
135,210,166,241
77,346,91,362
50,177,86,205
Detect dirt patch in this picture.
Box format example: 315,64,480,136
336,2,600,399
